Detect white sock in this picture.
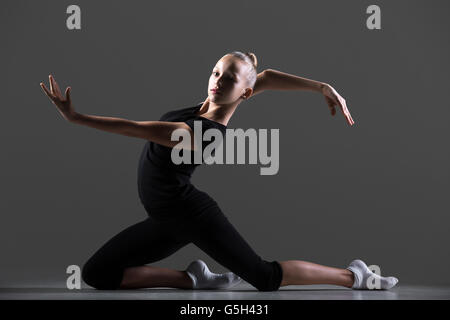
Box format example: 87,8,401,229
185,259,242,290
346,259,399,290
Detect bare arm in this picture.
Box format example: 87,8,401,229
71,113,194,149
40,74,197,149
264,68,325,92
249,69,355,126
252,69,325,95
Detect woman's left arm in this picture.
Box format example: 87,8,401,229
252,69,355,126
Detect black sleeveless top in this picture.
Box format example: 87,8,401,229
137,102,227,220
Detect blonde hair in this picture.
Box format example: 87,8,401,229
227,51,258,89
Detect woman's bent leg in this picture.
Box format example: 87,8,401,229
81,216,191,290
187,205,283,292
120,265,193,289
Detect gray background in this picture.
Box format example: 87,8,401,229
1,0,449,288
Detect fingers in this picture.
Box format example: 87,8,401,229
54,78,63,98
65,86,71,102
338,98,355,126
48,75,55,95
40,75,70,104
347,112,355,126
325,96,336,116
344,105,354,125
50,75,63,98
324,84,355,126
343,105,355,126
40,82,56,101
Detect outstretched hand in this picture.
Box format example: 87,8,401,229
321,83,354,126
40,74,76,122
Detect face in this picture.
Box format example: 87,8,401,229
208,55,252,104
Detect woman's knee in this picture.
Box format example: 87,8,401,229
253,260,283,292
81,258,123,290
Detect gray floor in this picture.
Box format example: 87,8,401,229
1,282,449,300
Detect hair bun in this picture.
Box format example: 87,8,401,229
245,52,258,68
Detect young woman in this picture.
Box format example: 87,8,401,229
40,51,398,291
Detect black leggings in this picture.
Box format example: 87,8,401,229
81,204,283,291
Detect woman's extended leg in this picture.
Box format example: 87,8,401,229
81,216,193,290
184,204,357,291
278,260,354,288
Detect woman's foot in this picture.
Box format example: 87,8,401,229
185,259,242,290
346,259,399,290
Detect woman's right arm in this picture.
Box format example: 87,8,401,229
40,74,196,149
71,113,194,149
